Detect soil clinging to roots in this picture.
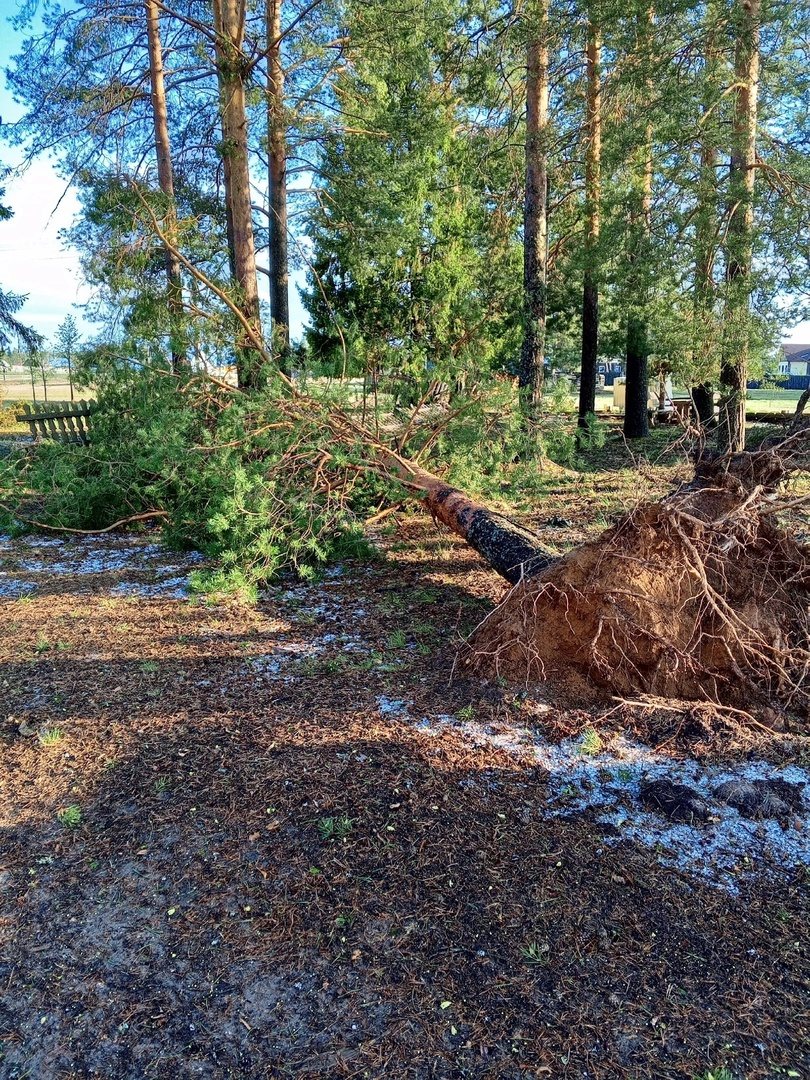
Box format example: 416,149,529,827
467,449,810,714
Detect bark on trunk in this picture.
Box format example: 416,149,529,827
386,458,555,585
623,9,654,441
213,0,265,390
578,15,601,429
691,384,715,428
266,0,290,376
690,37,718,434
717,0,760,453
624,313,649,439
519,0,549,439
145,0,187,373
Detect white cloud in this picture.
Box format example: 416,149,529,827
0,159,91,343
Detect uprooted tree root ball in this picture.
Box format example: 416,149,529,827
463,448,810,714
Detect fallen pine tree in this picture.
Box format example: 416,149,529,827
4,208,807,714
403,442,810,713
254,390,810,714
4,361,807,715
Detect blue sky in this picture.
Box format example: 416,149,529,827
0,0,807,351
0,0,90,344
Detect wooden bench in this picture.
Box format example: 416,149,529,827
16,400,96,446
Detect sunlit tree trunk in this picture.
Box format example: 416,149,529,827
144,0,187,372
519,0,549,442
266,0,290,375
212,0,265,389
717,0,760,452
577,13,601,429
623,8,654,441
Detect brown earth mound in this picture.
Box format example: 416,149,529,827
467,451,810,712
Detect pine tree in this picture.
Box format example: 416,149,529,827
55,315,81,401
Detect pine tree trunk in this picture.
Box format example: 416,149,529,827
624,314,649,438
145,0,187,373
690,36,719,433
691,384,715,428
266,0,290,376
213,0,265,390
623,9,654,441
717,0,760,453
385,458,555,584
578,15,601,429
623,129,652,440
519,0,549,440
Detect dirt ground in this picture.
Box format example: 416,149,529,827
1,461,809,1079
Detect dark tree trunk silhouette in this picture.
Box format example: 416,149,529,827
266,0,290,375
578,14,601,429
692,384,715,428
623,9,654,440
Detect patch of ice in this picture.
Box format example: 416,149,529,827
378,696,410,719
413,715,810,890
21,536,65,549
1,534,206,597
0,576,36,598
111,576,190,599
249,640,323,675
274,583,367,624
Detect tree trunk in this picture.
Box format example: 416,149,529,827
690,21,719,433
519,0,549,440
578,15,601,430
144,0,187,373
212,0,265,390
624,313,649,438
387,457,555,584
266,0,290,376
623,10,654,441
691,384,715,428
717,0,760,453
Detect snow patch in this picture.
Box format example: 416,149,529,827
377,696,411,719
111,576,190,599
249,632,371,677
413,714,810,890
0,534,206,597
249,640,322,676
0,576,37,598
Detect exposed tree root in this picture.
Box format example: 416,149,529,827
463,446,810,714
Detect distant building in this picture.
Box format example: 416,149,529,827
774,344,810,390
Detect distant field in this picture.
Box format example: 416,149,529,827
595,386,802,416
0,376,84,403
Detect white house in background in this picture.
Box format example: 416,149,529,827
780,343,810,377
